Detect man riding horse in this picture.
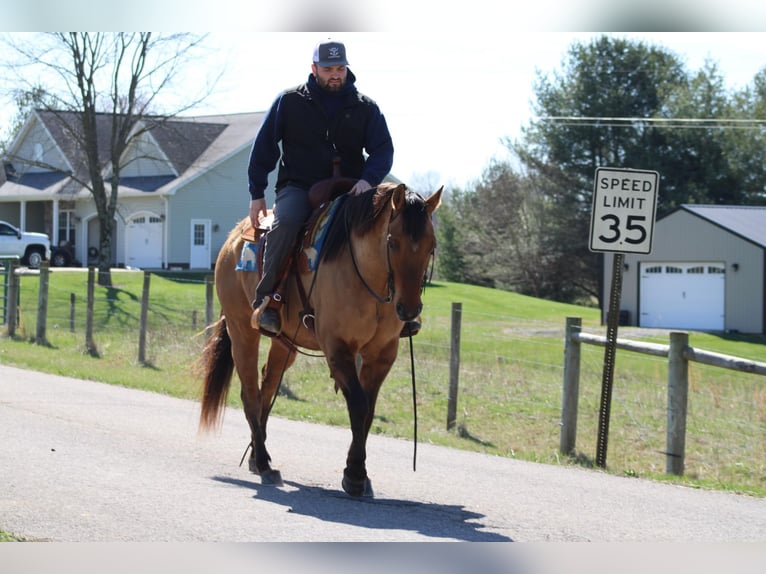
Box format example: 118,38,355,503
247,38,419,336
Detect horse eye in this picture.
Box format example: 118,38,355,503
387,236,399,251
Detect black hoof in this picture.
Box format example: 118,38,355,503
342,476,373,497
249,458,283,486
260,469,284,487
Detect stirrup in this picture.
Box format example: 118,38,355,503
251,296,271,329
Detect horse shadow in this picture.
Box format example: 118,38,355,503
211,475,513,543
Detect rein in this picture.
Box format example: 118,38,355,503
345,202,420,471
345,206,394,304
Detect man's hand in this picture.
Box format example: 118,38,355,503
249,198,268,228
348,179,371,196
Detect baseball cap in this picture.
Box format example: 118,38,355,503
312,40,349,67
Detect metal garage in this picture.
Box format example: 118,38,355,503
603,205,766,334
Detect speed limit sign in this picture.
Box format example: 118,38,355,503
589,167,659,254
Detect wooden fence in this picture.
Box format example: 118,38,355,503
560,316,766,475
2,265,215,363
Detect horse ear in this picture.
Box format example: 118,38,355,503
425,186,443,215
391,184,408,211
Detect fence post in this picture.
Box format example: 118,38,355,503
35,262,50,345
667,331,689,476
138,271,151,364
85,266,98,356
70,293,76,332
560,317,582,455
5,260,19,337
204,274,214,339
446,302,462,431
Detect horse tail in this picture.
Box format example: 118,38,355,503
198,316,234,432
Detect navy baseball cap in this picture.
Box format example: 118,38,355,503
313,40,349,67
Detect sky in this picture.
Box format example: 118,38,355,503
181,31,766,191
1,4,766,194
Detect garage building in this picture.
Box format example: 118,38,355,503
603,204,766,334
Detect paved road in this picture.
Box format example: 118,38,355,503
1,363,765,544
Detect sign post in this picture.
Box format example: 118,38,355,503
589,167,659,468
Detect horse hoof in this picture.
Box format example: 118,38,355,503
342,476,373,498
260,469,284,487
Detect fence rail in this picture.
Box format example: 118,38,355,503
560,316,766,475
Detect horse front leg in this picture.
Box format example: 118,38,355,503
329,349,374,497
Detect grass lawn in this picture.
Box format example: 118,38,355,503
2,269,764,496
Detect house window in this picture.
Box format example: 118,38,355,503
687,266,704,274
58,211,76,247
149,216,162,224
645,265,662,274
708,266,725,274
193,223,205,246
133,216,145,224
665,266,683,274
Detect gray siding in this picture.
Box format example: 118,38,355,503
604,209,765,333
165,148,277,268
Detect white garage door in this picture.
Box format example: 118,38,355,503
640,262,725,331
126,215,163,269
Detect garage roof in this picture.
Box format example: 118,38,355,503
680,205,766,248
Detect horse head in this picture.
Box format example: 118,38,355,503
387,184,443,322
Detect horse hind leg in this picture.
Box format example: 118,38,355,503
228,326,282,486
248,340,297,485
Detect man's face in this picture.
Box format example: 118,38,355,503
312,64,347,92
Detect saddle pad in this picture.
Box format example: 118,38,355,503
305,195,346,271
236,240,260,272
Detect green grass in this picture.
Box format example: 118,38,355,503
2,269,765,497
0,529,25,541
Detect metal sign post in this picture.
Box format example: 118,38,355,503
589,167,659,468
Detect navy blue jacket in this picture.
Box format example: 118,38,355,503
248,70,394,200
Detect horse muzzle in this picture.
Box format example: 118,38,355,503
396,301,422,322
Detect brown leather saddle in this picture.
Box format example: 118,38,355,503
240,177,357,244
240,177,358,337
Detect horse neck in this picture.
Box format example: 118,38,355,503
350,204,392,282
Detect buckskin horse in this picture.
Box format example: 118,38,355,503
198,180,443,496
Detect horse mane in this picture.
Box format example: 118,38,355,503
320,182,431,263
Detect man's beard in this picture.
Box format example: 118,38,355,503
318,77,345,92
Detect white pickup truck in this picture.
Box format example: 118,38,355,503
0,220,51,269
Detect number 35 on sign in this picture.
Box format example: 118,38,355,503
589,167,659,254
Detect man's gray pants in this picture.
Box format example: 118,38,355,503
254,184,312,307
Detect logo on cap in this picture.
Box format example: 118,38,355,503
314,40,348,67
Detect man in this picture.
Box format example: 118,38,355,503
247,39,394,334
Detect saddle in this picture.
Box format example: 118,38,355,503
241,177,357,337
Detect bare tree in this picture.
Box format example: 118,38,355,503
1,32,215,285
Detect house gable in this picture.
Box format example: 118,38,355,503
119,127,177,179
7,112,72,176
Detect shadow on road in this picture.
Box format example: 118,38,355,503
211,475,513,542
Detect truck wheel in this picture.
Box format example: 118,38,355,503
51,249,71,267
25,248,44,269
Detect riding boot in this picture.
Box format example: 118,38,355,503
251,295,282,334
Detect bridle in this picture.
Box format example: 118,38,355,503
345,197,434,305
345,205,394,304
